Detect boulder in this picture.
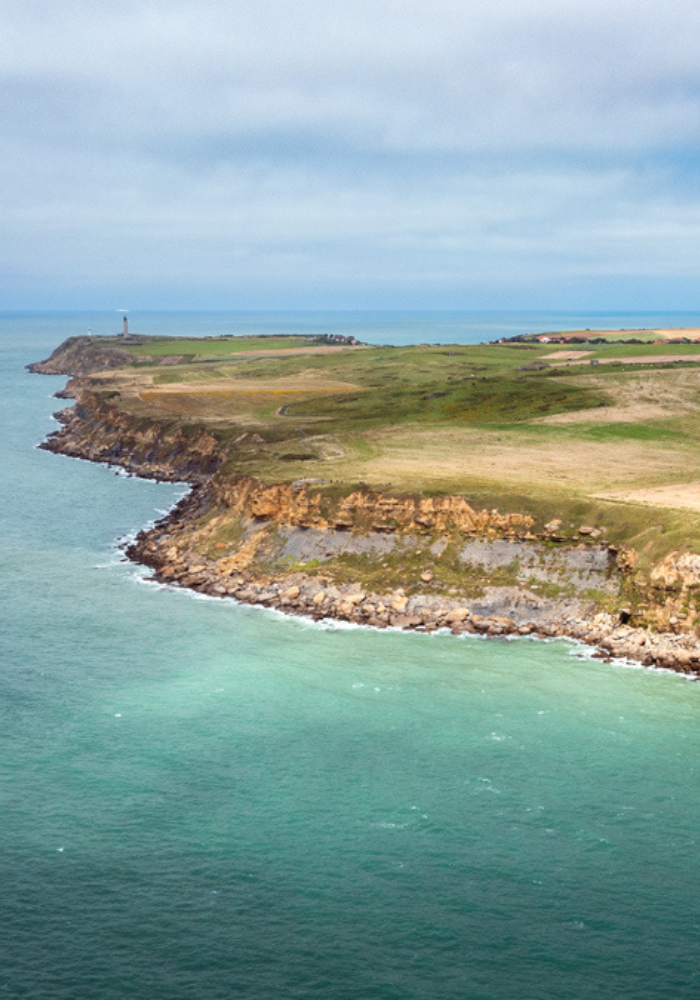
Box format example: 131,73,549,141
490,615,516,629
367,618,387,629
445,607,469,624
397,614,421,628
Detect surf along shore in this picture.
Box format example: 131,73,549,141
29,327,700,677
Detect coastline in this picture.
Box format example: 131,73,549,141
36,387,700,678
124,490,700,675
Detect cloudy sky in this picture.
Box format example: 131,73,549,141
3,0,700,309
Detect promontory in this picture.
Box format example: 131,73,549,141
30,327,700,675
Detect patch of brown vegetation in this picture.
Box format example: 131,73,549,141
591,483,700,512
555,353,700,368
539,350,593,360
340,425,692,495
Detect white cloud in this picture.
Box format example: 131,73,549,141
2,0,700,306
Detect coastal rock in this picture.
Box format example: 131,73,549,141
445,607,469,623
614,546,638,574
390,614,418,628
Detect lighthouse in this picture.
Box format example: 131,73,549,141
122,315,129,336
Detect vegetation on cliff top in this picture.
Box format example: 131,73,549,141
35,330,700,587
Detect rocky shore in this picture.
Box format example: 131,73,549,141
123,487,700,678
36,387,700,678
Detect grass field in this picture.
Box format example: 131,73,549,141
127,335,325,355
68,332,700,568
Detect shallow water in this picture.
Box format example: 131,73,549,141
2,313,700,998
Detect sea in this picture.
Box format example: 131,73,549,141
2,310,700,999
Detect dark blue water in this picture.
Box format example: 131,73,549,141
8,307,700,348
2,313,700,998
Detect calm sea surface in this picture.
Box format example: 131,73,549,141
2,312,700,998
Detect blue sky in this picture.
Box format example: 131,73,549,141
3,0,700,310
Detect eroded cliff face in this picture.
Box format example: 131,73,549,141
128,496,700,676
27,337,136,375
42,390,221,483
213,475,534,535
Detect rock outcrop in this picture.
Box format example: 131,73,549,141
27,337,136,375
41,390,221,483
125,500,700,676
213,476,534,536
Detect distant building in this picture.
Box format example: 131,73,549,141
122,315,129,337
328,334,359,345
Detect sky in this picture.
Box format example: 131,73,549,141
3,0,700,310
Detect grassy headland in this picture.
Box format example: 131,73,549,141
32,328,700,641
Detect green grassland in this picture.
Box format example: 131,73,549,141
591,341,700,356
69,332,700,574
127,335,324,356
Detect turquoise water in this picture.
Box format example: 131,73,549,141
3,313,700,998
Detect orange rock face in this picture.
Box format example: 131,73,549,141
213,475,534,537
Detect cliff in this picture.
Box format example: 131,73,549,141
42,389,222,483
28,337,136,375
37,385,700,677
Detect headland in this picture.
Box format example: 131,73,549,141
30,327,700,675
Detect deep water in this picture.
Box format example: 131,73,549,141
2,312,700,999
